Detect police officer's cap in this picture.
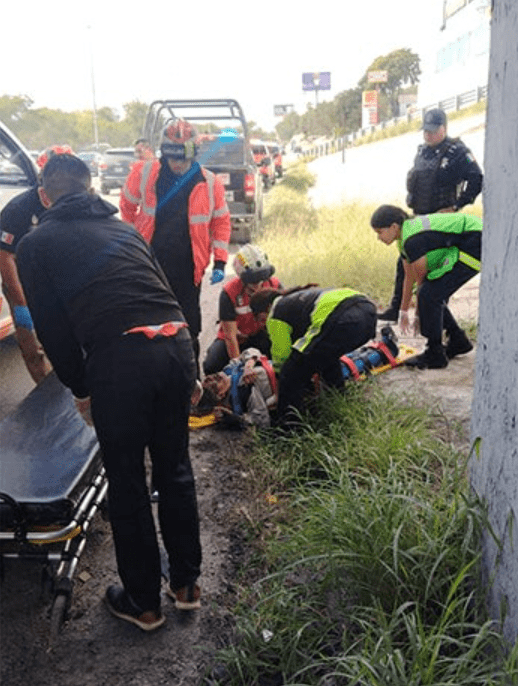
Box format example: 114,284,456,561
422,108,447,131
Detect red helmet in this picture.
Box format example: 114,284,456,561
36,144,74,169
160,120,197,160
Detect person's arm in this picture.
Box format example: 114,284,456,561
0,249,27,309
452,143,484,210
220,320,241,360
119,164,142,225
208,175,231,269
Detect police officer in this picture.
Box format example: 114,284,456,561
379,108,483,322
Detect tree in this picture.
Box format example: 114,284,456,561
0,95,33,124
333,87,362,135
275,110,301,142
359,48,420,118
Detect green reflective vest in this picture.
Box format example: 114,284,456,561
398,213,482,280
267,287,361,371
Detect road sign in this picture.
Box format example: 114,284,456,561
368,70,388,83
273,104,293,116
302,72,331,91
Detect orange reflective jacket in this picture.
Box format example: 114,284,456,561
120,159,231,285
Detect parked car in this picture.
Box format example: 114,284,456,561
251,139,276,189
77,151,101,177
196,132,263,243
98,148,135,194
0,120,39,340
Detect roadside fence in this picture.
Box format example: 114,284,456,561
302,84,488,160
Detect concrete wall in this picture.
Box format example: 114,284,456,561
470,0,518,645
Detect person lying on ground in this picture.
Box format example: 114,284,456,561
200,348,277,429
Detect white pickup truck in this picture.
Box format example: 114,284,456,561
0,121,39,339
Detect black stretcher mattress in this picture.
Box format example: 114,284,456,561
0,372,100,529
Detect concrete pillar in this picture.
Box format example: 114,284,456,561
470,0,518,646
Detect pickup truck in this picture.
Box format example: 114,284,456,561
0,120,39,340
142,99,263,243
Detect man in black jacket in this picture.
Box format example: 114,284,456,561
17,154,202,631
379,108,483,322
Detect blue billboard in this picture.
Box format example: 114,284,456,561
302,72,331,91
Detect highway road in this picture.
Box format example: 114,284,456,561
307,112,486,208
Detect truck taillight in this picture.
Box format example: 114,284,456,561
244,173,255,198
99,162,107,170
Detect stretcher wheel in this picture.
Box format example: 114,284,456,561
49,593,68,644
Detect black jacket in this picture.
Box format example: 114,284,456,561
17,192,185,397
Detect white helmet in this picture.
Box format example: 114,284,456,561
233,244,275,284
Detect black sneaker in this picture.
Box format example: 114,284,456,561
445,332,473,359
378,306,399,322
105,585,165,631
166,582,201,610
405,346,448,370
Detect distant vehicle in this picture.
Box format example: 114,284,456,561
0,120,39,340
142,99,263,243
267,143,283,178
98,148,135,194
77,151,101,177
251,140,276,189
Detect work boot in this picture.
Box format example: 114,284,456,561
445,331,473,359
378,306,399,322
404,345,448,370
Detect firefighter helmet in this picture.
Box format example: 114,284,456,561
233,244,275,284
160,119,198,160
36,144,74,169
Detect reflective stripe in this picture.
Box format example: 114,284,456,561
235,305,251,316
213,239,228,250
458,251,481,272
140,161,156,217
123,321,188,338
122,185,140,204
191,214,211,223
293,324,321,353
420,216,431,232
213,206,228,218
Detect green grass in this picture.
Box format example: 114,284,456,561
259,163,397,306
213,386,517,685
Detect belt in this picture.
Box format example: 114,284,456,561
123,321,188,339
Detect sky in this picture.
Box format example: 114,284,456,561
2,0,444,134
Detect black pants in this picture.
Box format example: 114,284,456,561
277,300,377,425
203,329,271,375
418,261,478,347
86,329,201,611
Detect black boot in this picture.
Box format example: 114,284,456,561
405,345,448,370
378,305,399,322
445,330,473,359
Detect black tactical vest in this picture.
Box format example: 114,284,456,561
407,139,457,214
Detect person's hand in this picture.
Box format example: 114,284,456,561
399,310,411,335
210,269,225,285
74,396,94,426
191,379,203,407
241,367,257,385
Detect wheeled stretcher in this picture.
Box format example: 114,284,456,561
0,372,107,642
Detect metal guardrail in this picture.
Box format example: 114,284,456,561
302,84,488,159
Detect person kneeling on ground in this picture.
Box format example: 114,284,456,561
370,204,481,370
249,285,377,429
201,348,277,429
203,244,282,375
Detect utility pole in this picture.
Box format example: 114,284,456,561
87,26,99,151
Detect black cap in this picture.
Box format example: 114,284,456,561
422,108,447,131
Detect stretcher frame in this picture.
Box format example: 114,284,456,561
0,372,107,644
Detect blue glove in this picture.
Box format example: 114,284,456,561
211,268,225,285
13,305,34,331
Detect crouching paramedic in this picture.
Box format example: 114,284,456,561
370,204,481,369
120,119,231,369
250,285,377,428
17,154,202,631
203,244,282,375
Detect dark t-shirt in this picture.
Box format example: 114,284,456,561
0,186,46,253
404,231,481,263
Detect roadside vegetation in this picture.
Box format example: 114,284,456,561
210,163,505,684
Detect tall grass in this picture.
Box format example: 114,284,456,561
213,385,517,685
260,163,397,305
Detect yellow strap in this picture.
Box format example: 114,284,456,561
189,413,218,430
458,251,481,272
